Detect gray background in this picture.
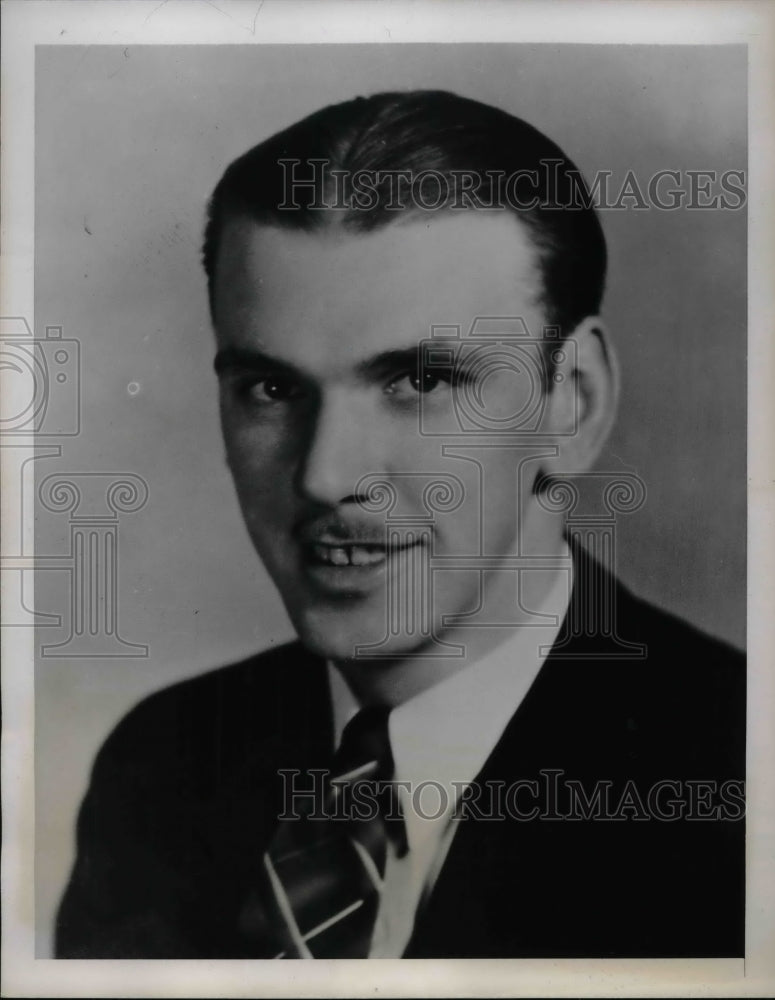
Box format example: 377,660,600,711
34,44,746,955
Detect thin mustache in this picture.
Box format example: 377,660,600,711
294,518,387,546
293,515,428,547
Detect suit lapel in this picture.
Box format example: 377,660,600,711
403,653,584,956
404,546,634,957
271,643,334,771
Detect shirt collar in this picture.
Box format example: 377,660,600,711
327,543,573,855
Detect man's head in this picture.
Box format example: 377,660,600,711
203,89,606,341
203,90,617,671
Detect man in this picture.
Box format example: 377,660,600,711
56,90,745,959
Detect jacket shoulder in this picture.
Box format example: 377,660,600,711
614,578,746,716
92,641,321,785
538,558,746,779
619,579,744,664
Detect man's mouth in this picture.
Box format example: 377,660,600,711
294,516,428,595
309,543,389,567
306,538,422,567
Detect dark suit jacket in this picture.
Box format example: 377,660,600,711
56,547,745,958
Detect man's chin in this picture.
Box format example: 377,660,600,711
290,608,433,664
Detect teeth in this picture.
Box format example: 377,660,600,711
310,544,388,567
349,546,384,566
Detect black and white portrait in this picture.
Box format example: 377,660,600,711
2,3,772,996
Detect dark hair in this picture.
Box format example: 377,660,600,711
202,89,606,338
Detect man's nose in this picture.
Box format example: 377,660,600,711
296,392,380,505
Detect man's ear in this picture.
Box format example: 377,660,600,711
540,316,619,474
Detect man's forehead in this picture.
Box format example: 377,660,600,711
212,211,545,364
217,210,541,292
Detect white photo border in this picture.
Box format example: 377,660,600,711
2,1,773,996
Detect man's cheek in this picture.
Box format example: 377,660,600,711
228,445,286,492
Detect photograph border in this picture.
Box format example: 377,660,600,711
2,1,773,997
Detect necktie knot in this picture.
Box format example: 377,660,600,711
331,706,407,859
331,705,394,785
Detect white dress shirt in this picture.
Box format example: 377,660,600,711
326,548,573,957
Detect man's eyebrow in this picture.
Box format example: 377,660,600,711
214,343,458,379
213,347,300,376
356,347,425,378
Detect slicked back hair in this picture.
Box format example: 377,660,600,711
202,89,607,340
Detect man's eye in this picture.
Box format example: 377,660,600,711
243,375,305,403
409,371,443,393
386,371,447,396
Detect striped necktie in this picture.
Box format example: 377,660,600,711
252,705,406,958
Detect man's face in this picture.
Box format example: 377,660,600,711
213,211,556,661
